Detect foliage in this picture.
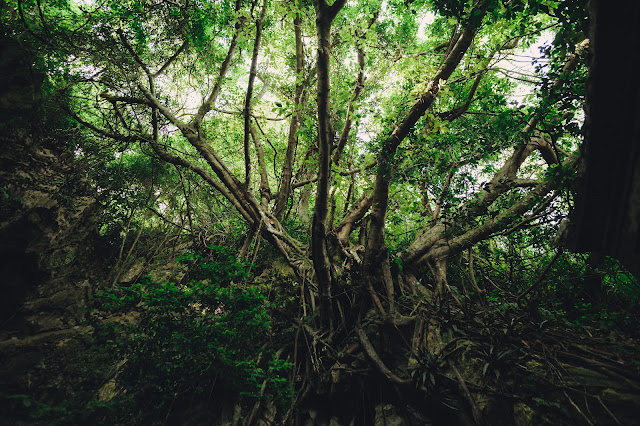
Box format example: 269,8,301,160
542,256,640,334
90,246,293,423
5,0,640,424
410,347,448,391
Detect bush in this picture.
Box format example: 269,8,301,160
91,246,293,423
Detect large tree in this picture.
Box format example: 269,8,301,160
8,0,593,420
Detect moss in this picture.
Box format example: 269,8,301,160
513,402,534,426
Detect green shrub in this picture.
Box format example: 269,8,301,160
91,246,293,423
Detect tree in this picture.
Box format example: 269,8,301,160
8,0,594,420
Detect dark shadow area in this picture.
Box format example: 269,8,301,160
569,0,640,278
0,235,45,333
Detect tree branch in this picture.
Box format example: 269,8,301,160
425,158,576,262
335,192,374,245
244,0,268,187
274,10,306,219
333,21,371,166
250,121,271,208
367,0,488,267
99,93,152,106
189,0,243,128
356,320,412,386
153,40,188,78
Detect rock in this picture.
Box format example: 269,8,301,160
119,257,146,283
0,127,101,335
374,403,404,426
0,38,105,411
513,402,534,426
97,379,120,403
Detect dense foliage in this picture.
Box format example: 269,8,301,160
2,0,640,424
91,246,293,422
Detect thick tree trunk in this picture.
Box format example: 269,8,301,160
311,0,348,328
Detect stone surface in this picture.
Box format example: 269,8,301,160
0,36,106,411
0,129,101,337
374,404,405,426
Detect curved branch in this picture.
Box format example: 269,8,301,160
426,160,575,262
138,85,189,130
438,70,484,122
356,322,412,386
367,0,488,265
153,41,187,78
117,29,152,76
285,161,376,193
335,192,373,245
190,0,243,128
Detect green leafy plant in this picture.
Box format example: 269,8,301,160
410,349,444,391
91,246,293,422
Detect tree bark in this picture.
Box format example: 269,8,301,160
311,0,348,328
274,11,305,219
366,0,488,281
243,0,268,187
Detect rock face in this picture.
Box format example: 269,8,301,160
0,36,103,402
0,130,99,337
0,34,101,339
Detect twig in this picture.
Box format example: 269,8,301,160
516,249,562,303
563,391,594,426
596,396,621,425
356,317,411,386
449,360,482,425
